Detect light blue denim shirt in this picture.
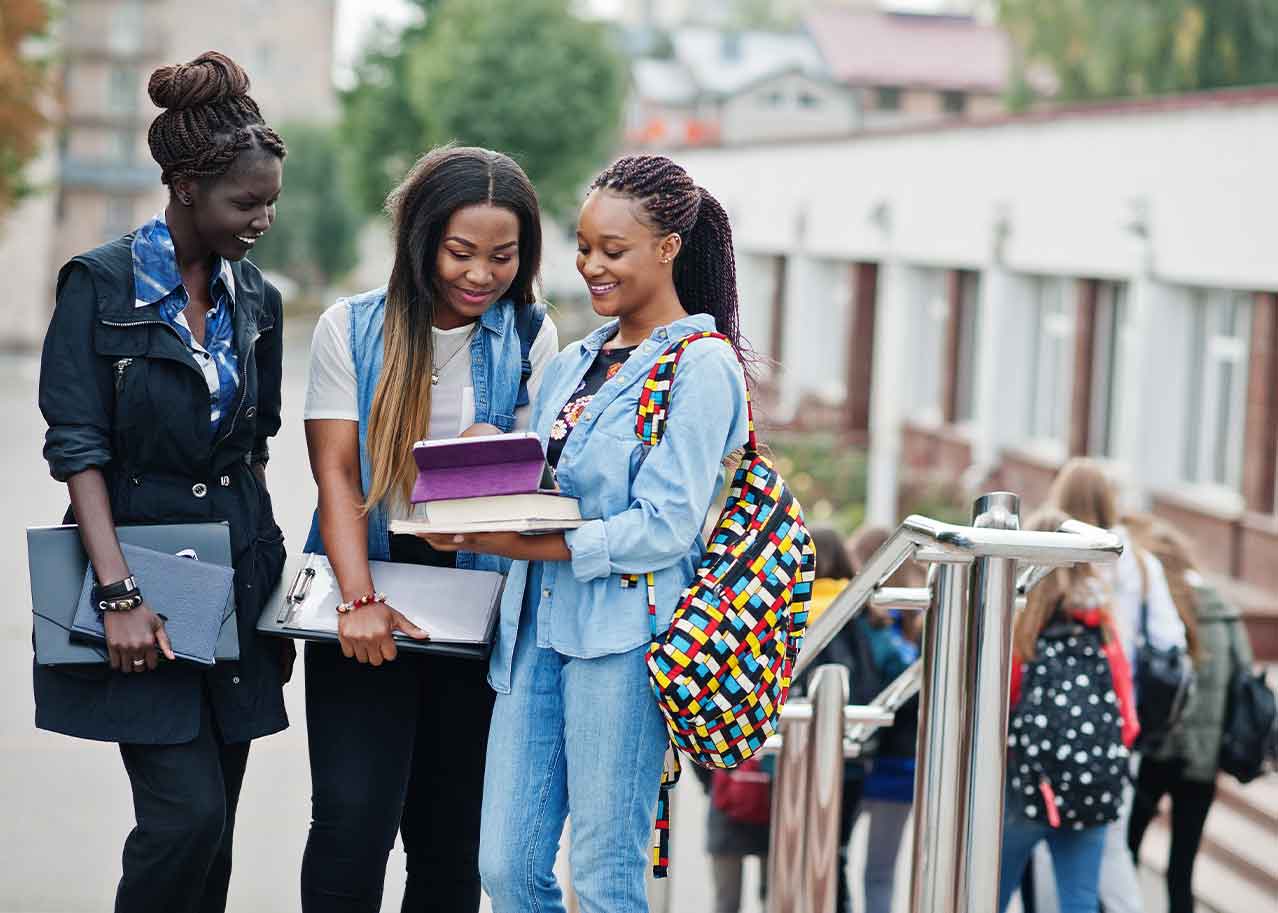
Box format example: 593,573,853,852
488,312,751,694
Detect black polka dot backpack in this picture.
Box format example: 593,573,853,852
1007,614,1129,829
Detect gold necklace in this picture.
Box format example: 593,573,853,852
431,324,478,386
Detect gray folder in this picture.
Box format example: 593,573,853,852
28,522,239,667
258,553,504,661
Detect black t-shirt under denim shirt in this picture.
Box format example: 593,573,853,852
545,345,636,469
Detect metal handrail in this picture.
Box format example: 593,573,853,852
794,516,1121,678
767,495,1122,913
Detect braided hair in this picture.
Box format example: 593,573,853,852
590,154,746,358
146,51,286,187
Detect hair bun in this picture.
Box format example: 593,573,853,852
148,51,251,111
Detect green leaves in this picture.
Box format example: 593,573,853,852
343,0,625,219
249,122,361,292
999,0,1278,103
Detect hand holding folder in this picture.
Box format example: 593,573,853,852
259,554,504,660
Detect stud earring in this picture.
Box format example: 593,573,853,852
179,194,192,206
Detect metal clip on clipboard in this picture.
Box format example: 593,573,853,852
276,564,316,624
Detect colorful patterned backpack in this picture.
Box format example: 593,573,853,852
627,331,815,875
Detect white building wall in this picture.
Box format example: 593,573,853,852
671,96,1278,520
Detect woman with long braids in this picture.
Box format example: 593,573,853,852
422,154,752,912
299,146,558,912
36,52,289,912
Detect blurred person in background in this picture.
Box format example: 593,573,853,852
698,524,880,913
1048,458,1187,913
846,525,927,913
1001,509,1140,913
1124,515,1255,913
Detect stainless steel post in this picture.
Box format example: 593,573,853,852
769,696,813,913
908,559,971,913
959,492,1021,911
802,665,848,913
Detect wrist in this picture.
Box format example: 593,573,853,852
337,591,388,614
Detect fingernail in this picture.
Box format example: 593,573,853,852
453,535,464,543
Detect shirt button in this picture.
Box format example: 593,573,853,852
231,675,240,685
245,406,257,418
542,588,551,598
581,413,592,421
192,482,208,498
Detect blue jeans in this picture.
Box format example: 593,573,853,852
479,581,669,913
999,804,1107,913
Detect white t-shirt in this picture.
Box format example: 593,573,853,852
304,300,559,521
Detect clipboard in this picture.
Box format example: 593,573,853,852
257,553,504,660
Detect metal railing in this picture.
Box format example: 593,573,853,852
764,492,1122,913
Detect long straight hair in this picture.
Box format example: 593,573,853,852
1123,513,1203,663
365,146,542,510
1014,507,1116,661
1048,457,1119,530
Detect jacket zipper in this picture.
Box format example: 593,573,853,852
112,357,134,393
213,331,260,451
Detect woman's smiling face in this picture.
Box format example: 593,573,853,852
434,203,521,329
576,188,674,319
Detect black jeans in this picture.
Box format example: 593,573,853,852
1126,756,1216,913
116,694,250,913
300,536,496,913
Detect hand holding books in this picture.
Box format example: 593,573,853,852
388,427,588,536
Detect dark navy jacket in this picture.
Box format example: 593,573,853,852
35,234,289,745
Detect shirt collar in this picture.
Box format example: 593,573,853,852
132,213,237,308
579,312,717,354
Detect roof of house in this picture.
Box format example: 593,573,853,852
669,26,827,98
803,9,1011,94
631,57,699,106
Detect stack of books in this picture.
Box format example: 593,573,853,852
388,432,585,535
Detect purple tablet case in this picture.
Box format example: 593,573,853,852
411,433,548,503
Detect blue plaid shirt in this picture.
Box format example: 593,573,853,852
131,215,239,430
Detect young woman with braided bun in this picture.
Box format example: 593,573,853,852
36,51,289,912
422,154,752,912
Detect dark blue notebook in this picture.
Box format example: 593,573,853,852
71,542,237,666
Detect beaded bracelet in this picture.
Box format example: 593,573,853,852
336,591,388,614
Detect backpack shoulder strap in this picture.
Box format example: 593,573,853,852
513,301,546,408
634,330,756,451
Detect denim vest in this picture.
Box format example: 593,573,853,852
303,286,525,571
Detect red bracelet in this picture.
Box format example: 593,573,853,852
336,591,388,614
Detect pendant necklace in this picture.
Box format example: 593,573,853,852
431,324,478,385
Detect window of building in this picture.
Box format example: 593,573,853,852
107,66,139,115
942,90,967,115
911,268,950,423
757,89,785,108
876,86,901,111
1088,281,1128,458
109,1,145,54
112,129,134,164
953,271,982,423
104,196,134,240
1184,289,1251,491
1027,276,1075,450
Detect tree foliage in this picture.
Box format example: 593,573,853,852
999,0,1278,104
0,0,49,215
343,0,626,219
248,123,361,292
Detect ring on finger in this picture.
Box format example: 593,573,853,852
131,658,146,668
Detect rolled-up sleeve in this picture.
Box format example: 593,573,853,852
39,266,114,482
564,341,749,581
